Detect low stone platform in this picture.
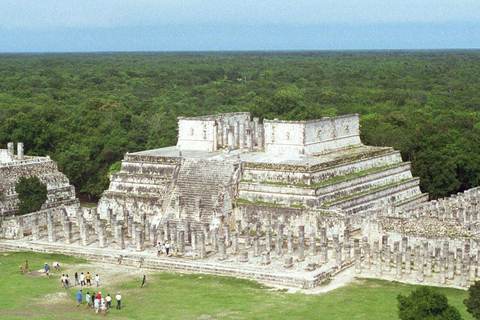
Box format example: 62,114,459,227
0,238,354,290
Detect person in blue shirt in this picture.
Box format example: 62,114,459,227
77,290,83,307
45,263,50,277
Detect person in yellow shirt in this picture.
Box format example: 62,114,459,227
86,272,92,286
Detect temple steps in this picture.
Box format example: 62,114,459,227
325,177,423,214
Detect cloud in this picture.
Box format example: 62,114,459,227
1,0,479,30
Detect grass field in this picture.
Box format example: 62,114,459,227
0,252,474,319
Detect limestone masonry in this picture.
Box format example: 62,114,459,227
0,142,79,218
2,112,480,290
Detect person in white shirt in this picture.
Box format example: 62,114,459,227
95,274,100,287
80,272,85,286
105,294,112,309
115,292,122,309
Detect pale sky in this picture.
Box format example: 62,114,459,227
0,0,479,52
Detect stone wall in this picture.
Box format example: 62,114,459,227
263,114,361,155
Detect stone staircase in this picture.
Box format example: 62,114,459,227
164,158,239,227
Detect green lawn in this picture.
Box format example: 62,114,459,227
0,252,473,319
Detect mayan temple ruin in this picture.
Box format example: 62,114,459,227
1,112,480,290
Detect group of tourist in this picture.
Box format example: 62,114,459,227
60,271,100,288
76,290,122,316
156,241,178,256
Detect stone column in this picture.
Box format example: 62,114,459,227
310,233,317,256
239,122,245,149
224,226,231,247
364,243,371,270
47,212,56,243
127,216,133,237
163,221,170,241
178,231,185,254
235,220,242,235
335,247,342,267
199,233,206,258
17,142,24,160
239,251,248,262
227,126,234,150
402,237,408,259
284,257,293,268
212,230,219,251
7,142,13,157
16,217,24,240
234,121,240,148
185,221,192,244
64,220,72,244
244,226,251,248
275,235,282,256
204,223,210,244
396,252,403,279
461,260,468,287
417,255,424,282
355,248,362,274
405,246,412,275
434,247,441,272
232,232,239,254
439,256,446,284
261,252,271,265
287,231,294,254
116,225,125,249
135,227,144,251
265,229,272,252
298,235,305,262
469,256,476,281
320,227,327,244
191,230,197,251
111,214,118,240
150,224,157,247
447,251,455,279
343,228,350,246
320,243,328,264
375,250,382,277
344,243,351,262
425,252,433,277
219,236,227,260
384,246,391,272
131,222,137,245
32,217,39,241
253,234,260,257
98,222,106,248
456,248,463,275
80,218,90,246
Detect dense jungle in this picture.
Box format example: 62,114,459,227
1,51,479,201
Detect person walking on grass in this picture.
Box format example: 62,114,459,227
45,263,50,277
74,272,79,286
76,289,83,307
141,275,147,288
116,292,122,309
80,272,85,286
85,292,91,309
92,292,96,309
86,272,92,286
106,294,112,309
101,300,107,316
95,274,100,287
94,293,100,313
65,275,70,289
157,242,162,256
25,260,29,274
61,274,65,288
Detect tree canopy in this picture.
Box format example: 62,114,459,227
464,281,480,319
15,176,48,215
1,51,480,200
397,287,462,320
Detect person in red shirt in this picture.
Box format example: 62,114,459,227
97,292,102,301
